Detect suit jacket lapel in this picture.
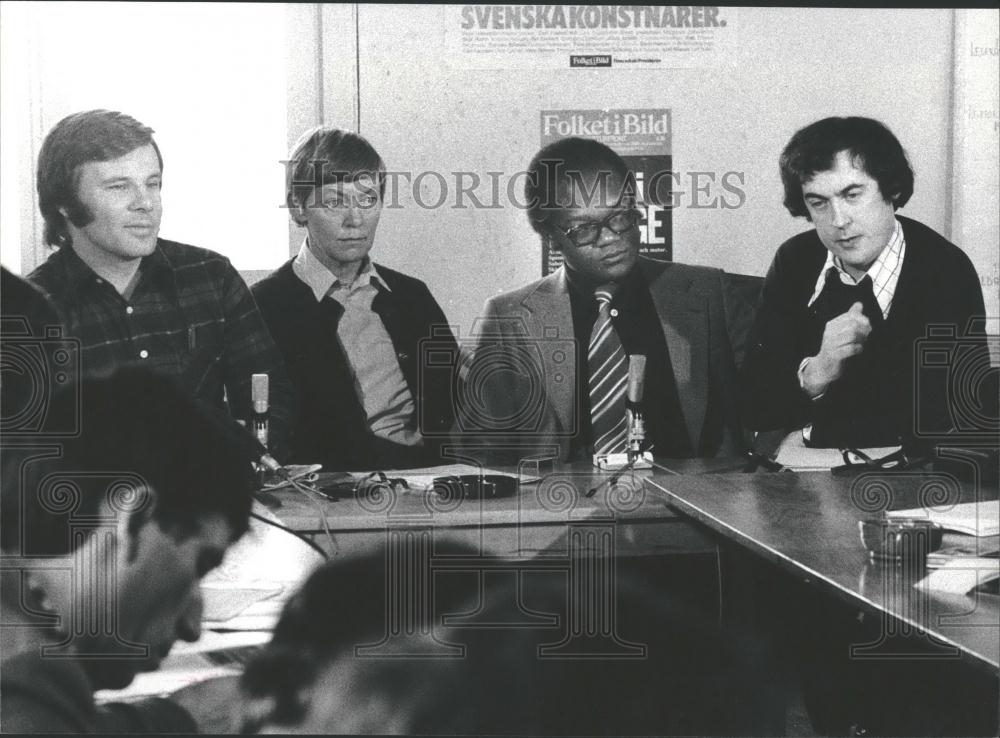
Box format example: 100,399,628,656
644,260,709,449
520,268,576,434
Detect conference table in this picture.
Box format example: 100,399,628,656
262,458,742,559
101,455,998,732
645,469,1000,676
266,457,1000,676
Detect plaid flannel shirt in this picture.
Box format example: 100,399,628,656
29,239,293,459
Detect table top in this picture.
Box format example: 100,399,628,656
644,470,1000,674
264,458,744,532
263,458,740,558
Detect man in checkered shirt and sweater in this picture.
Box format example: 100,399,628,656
740,116,998,738
741,116,989,450
28,110,293,460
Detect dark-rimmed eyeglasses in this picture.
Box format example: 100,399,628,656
557,209,640,248
354,470,409,495
319,192,380,212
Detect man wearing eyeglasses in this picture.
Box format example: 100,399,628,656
463,137,742,462
252,127,459,471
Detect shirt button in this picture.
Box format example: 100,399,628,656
126,306,134,315
95,278,103,285
139,350,149,359
397,351,410,361
610,308,619,318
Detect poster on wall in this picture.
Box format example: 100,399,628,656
540,108,671,276
444,6,737,70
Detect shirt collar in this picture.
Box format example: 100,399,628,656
292,237,391,302
54,240,172,295
563,262,642,305
55,245,99,295
141,243,175,281
807,217,906,318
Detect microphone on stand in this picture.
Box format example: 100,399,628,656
586,354,648,498
586,355,649,497
248,373,285,475
626,354,647,464
251,373,270,452
234,419,282,473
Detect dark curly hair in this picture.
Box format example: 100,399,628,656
2,368,253,556
779,116,914,219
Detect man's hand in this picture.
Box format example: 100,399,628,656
800,302,871,398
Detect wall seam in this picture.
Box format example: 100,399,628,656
354,3,361,132
944,8,958,242
316,3,325,124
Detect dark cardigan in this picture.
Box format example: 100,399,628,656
741,216,989,448
252,260,459,470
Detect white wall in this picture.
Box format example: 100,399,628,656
343,6,961,336
0,2,294,275
952,10,1000,336
3,5,994,338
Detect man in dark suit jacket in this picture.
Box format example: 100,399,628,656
252,128,458,471
742,117,991,450
460,137,743,463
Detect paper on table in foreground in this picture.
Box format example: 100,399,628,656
916,556,1000,595
773,431,899,471
95,630,271,702
198,502,325,631
887,500,1000,538
201,584,282,623
927,533,1000,567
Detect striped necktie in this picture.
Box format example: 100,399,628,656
589,286,629,455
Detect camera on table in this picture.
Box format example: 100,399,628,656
418,318,576,437
913,319,999,442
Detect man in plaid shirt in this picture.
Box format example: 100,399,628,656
28,109,292,460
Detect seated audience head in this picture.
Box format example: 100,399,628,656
285,127,385,274
779,117,913,278
239,551,777,735
525,137,641,285
36,109,163,262
238,541,477,733
448,570,777,736
0,268,67,436
1,367,254,689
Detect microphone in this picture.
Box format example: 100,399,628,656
235,418,282,473
187,391,283,478
626,354,647,463
251,373,270,451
